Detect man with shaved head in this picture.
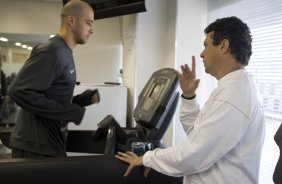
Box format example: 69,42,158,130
59,0,94,46
8,0,100,158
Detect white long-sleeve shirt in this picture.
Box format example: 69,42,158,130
143,69,265,184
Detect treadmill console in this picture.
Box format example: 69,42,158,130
134,68,178,129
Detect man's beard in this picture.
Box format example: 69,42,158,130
76,37,86,45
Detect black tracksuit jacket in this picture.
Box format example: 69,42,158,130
8,35,85,156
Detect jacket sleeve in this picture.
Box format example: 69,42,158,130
8,51,85,125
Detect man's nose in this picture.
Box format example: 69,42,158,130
200,51,204,58
90,27,94,34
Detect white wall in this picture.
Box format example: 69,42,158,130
0,0,61,35
173,0,207,144
135,0,173,96
74,17,123,84
121,14,137,126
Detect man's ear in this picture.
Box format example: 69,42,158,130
220,39,230,54
67,16,75,27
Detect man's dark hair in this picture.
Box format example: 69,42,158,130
204,16,252,66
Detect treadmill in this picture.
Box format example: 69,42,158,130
0,68,183,184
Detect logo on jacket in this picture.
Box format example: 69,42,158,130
70,69,75,74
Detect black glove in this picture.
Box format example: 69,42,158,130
72,89,100,107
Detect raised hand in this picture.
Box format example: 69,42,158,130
177,56,200,98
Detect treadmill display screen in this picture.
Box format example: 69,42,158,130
149,84,161,98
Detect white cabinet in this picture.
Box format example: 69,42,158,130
68,84,127,131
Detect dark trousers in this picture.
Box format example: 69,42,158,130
12,148,52,158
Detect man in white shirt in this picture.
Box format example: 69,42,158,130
116,16,265,184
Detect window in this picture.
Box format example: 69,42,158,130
207,0,282,183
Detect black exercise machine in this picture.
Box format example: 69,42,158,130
91,67,180,155
0,68,183,184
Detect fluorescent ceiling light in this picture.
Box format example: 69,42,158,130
0,37,8,42
15,42,22,46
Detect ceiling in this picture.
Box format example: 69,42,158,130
0,33,50,49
